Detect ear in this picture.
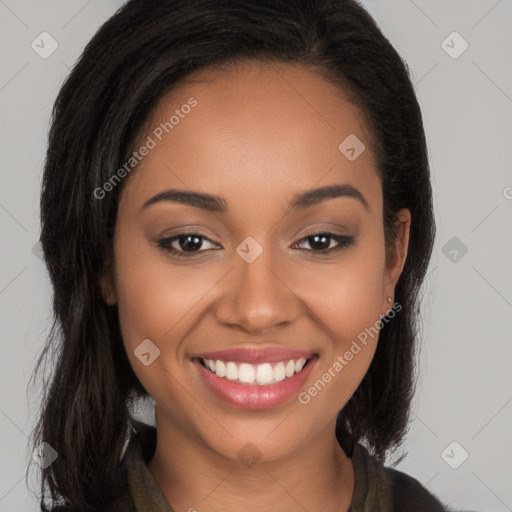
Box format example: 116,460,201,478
99,260,117,306
381,208,411,315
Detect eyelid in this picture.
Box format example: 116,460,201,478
157,229,355,258
157,232,220,255
292,231,355,252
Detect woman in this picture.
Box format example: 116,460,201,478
30,0,457,510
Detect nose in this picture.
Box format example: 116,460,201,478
214,242,302,334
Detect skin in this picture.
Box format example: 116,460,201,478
101,61,411,512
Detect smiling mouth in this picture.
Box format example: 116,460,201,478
197,356,316,386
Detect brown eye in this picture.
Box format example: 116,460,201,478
294,232,355,253
157,232,219,256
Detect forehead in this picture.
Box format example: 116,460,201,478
121,61,381,217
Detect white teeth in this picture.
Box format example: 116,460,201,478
273,362,286,382
238,363,255,383
215,360,226,377
226,362,238,380
285,360,295,378
295,358,306,372
201,357,310,385
256,363,274,385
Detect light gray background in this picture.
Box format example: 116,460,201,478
1,1,511,511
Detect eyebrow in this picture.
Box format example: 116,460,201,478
141,183,368,213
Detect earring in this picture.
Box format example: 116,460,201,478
387,297,392,303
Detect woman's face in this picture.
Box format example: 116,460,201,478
103,62,410,461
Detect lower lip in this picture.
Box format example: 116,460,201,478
193,357,317,410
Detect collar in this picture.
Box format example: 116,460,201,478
110,423,392,512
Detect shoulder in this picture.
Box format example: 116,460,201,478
384,466,482,512
350,443,454,512
39,426,151,512
383,465,448,511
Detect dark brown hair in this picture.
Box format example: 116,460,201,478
29,0,435,509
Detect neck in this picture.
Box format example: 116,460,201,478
147,409,355,512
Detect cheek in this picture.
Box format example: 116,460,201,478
112,233,202,419
295,281,383,421
293,232,386,343
112,230,231,409
113,230,219,347
291,236,386,410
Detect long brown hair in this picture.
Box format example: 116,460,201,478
30,0,435,509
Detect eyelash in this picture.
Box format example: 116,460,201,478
157,231,355,258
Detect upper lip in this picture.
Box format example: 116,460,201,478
193,347,316,364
